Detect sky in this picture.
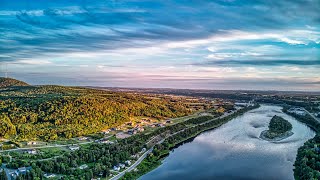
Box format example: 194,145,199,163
0,0,319,91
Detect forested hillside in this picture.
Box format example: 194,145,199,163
0,77,29,88
0,81,194,140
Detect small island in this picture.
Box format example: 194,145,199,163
260,115,293,141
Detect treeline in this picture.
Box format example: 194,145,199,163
122,104,260,179
0,85,194,140
283,108,320,179
268,115,292,134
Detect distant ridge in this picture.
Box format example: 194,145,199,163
0,77,29,88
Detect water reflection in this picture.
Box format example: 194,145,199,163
140,105,315,180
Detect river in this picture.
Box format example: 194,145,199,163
140,105,315,180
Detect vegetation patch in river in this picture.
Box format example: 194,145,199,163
260,115,293,141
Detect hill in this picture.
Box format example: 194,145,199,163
0,84,198,140
0,77,29,88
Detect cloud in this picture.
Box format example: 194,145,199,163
1,0,319,63
196,60,320,66
15,60,52,65
0,0,319,91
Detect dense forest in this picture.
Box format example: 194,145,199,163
283,109,320,179
0,79,195,140
264,115,292,139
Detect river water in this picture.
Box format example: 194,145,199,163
140,105,315,180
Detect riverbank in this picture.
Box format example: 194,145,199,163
259,130,293,142
283,109,320,179
120,104,260,180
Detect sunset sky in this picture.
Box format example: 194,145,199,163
1,0,319,90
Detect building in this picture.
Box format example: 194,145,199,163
119,163,125,169
113,166,120,171
288,108,306,116
69,145,80,151
27,141,37,145
125,160,131,166
102,129,110,134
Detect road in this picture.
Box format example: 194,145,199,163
303,108,320,123
109,109,240,180
0,135,113,153
0,141,92,153
110,148,153,180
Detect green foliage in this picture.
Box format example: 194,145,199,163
264,115,292,139
268,115,292,133
0,85,193,140
0,170,7,180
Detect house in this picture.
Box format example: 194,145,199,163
79,164,88,170
27,141,37,145
69,145,80,151
44,173,56,178
113,166,120,171
141,148,146,152
102,129,110,134
27,149,37,155
119,163,125,169
125,160,131,166
16,166,32,176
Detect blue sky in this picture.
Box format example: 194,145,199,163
0,0,319,91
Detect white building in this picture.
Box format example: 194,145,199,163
27,141,37,145
119,163,125,169
113,166,120,171
125,160,131,166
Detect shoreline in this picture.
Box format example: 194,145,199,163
120,105,260,179
259,130,293,142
